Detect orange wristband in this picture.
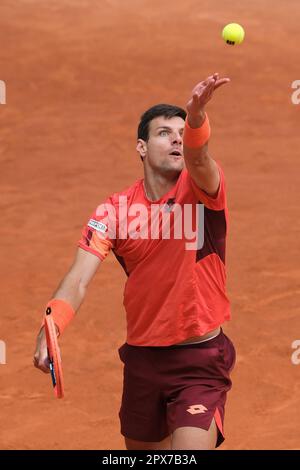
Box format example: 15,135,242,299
183,113,211,148
41,299,75,336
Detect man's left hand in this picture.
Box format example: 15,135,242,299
186,73,230,126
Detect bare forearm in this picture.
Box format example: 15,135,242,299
51,275,87,312
185,94,218,195
184,142,209,167
184,73,230,169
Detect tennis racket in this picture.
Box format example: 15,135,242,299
44,307,64,399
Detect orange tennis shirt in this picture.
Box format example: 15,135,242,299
78,164,230,346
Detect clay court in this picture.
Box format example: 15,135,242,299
0,0,300,450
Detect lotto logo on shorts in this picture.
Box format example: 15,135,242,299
88,219,108,233
187,404,208,415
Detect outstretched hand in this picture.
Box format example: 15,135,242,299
186,73,230,118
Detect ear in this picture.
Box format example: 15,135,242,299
136,139,147,159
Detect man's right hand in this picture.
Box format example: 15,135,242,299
33,326,59,373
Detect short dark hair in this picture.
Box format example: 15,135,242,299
137,103,186,142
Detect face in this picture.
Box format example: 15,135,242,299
137,116,185,175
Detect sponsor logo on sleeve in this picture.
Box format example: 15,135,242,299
88,219,108,233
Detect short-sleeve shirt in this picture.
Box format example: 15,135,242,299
78,164,230,346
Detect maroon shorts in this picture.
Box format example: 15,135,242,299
118,329,236,447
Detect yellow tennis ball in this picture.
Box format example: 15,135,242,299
222,23,245,45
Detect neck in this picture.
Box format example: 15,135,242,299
143,168,181,201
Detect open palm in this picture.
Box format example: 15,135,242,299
186,73,230,116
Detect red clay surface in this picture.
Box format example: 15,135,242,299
1,0,300,450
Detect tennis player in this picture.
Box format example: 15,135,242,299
34,73,236,450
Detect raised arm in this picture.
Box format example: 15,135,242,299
183,73,230,196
